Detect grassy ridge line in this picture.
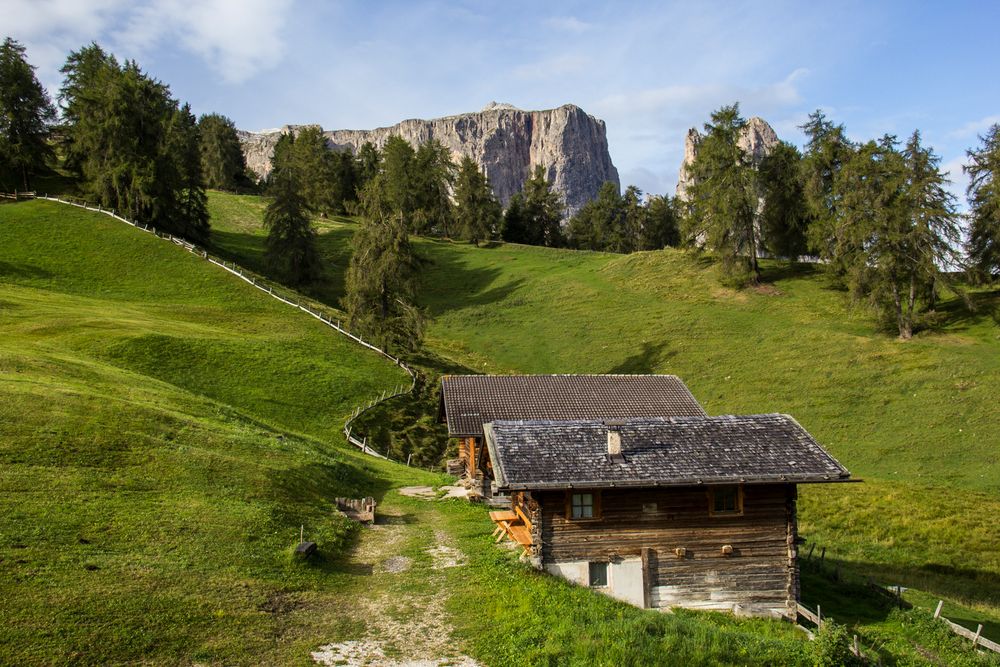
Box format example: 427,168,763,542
37,193,418,463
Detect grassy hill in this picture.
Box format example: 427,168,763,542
4,193,998,665
207,191,1000,638
0,200,430,663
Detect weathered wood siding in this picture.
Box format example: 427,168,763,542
535,484,797,614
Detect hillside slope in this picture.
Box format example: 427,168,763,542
207,190,1000,627
0,200,428,663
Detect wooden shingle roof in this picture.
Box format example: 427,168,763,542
484,415,852,490
439,374,707,437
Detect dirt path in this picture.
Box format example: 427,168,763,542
310,492,481,667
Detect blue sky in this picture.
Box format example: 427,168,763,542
7,0,1000,202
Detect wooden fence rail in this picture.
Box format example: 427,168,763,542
9,192,417,464
933,599,1000,654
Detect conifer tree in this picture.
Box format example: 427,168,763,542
566,181,622,250
800,110,855,268
453,156,501,245
684,103,760,285
642,195,680,250
758,141,809,259
520,165,564,247
197,113,247,191
345,173,423,351
263,166,321,286
964,124,1000,281
411,139,455,235
0,38,55,191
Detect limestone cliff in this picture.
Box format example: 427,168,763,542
238,103,620,215
675,117,779,200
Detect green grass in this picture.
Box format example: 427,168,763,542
207,190,1000,647
0,199,434,664
6,191,998,664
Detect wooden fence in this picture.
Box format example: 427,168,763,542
7,192,417,464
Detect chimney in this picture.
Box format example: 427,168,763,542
606,421,624,461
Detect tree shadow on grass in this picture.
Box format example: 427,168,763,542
758,261,820,284
0,260,53,281
415,242,527,317
605,341,675,374
801,554,1000,642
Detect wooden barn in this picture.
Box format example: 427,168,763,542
438,374,707,492
483,415,853,617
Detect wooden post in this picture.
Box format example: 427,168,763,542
974,624,983,649
300,525,304,543
406,453,412,466
806,544,815,561
816,605,822,630
852,635,860,657
934,600,944,619
820,546,826,566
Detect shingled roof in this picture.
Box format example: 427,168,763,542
439,375,706,437
484,415,852,490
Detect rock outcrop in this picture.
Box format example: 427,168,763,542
675,117,779,200
238,103,619,215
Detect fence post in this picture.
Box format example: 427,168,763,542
816,605,822,630
934,600,943,619
974,624,983,649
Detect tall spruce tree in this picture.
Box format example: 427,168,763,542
964,124,1000,281
0,38,55,191
566,181,622,250
758,141,809,259
345,172,423,351
453,156,501,245
197,113,247,191
263,165,321,286
620,185,646,253
684,103,760,285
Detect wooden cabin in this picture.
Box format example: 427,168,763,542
438,374,707,492
482,415,853,617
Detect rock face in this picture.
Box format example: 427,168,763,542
238,103,619,215
675,117,779,200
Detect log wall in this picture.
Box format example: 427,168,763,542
535,484,798,615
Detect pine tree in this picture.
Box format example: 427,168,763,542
566,181,621,250
163,104,209,242
345,173,423,352
964,124,1000,281
263,166,322,286
620,185,646,253
684,103,760,285
758,141,809,259
0,38,55,191
197,113,247,191
454,156,501,245
501,192,530,244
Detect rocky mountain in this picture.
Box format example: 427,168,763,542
238,103,619,215
675,117,779,200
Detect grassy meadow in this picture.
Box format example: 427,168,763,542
207,191,1000,637
2,192,998,665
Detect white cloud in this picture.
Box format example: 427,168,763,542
117,0,292,84
940,154,971,208
4,0,291,88
947,115,1000,140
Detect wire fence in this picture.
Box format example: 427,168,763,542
10,192,416,464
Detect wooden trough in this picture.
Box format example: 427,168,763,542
336,497,376,524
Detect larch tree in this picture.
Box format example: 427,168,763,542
758,140,809,260
521,164,564,247
642,195,680,250
344,172,423,352
411,139,456,236
453,156,501,245
0,37,55,191
263,164,322,287
800,110,855,271
197,113,248,191
964,123,1000,281
684,103,760,285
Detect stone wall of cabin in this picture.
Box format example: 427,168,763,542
534,484,797,616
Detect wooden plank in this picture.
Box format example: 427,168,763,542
797,603,821,627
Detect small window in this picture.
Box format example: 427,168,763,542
588,561,608,587
571,493,594,519
710,485,743,516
